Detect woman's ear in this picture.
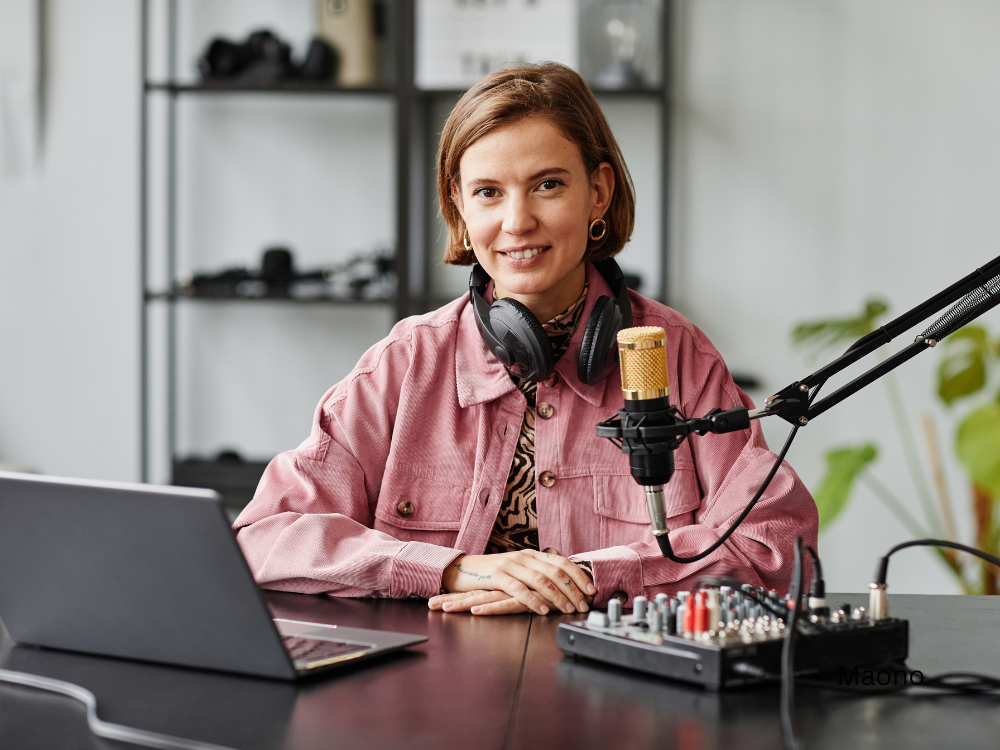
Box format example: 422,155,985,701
590,162,615,218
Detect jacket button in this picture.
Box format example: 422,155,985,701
543,547,560,555
396,501,415,518
537,402,554,419
611,590,628,604
542,372,560,388
539,471,556,488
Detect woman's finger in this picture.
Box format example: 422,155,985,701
529,551,596,596
518,557,591,612
494,573,552,615
471,597,530,616
439,590,510,612
492,557,576,614
498,559,581,614
428,590,491,610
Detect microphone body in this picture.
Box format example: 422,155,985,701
616,327,679,552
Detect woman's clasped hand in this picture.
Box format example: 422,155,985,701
428,550,596,616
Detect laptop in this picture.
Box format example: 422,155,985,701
0,471,427,680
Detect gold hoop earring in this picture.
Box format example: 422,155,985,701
588,217,608,242
463,229,472,251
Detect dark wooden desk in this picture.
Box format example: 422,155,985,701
2,593,1000,749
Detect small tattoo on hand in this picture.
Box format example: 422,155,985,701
456,564,492,582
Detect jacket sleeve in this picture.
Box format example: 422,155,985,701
573,321,818,604
232,330,464,599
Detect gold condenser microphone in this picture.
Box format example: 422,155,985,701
617,327,676,546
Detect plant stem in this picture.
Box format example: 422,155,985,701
861,472,973,592
921,413,959,543
882,370,942,536
859,471,928,538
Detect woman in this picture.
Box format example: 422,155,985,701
233,63,817,617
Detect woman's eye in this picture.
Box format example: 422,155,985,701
539,179,562,191
474,187,498,198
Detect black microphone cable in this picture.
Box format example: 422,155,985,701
873,538,1000,586
655,381,825,563
780,536,805,750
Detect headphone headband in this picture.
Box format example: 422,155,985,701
469,259,632,383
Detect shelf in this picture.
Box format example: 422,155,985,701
145,83,669,100
413,86,667,100
591,87,668,99
144,290,395,306
173,456,270,512
145,80,396,97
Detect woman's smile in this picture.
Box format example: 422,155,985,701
497,245,549,262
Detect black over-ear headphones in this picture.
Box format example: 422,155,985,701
469,259,633,384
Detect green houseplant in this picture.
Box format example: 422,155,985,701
792,300,1000,593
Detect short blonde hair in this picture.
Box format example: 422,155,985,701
437,63,636,266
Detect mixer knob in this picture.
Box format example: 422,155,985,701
608,598,622,625
649,609,663,634
587,610,610,628
632,596,647,620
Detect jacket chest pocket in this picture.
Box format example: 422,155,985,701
592,470,702,549
374,466,471,546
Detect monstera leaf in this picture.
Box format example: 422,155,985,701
813,444,879,529
956,402,1000,499
937,325,991,405
792,299,889,353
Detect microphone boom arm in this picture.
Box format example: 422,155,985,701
606,250,1000,443
764,250,1000,427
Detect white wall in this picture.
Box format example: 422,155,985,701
0,0,140,481
672,0,1000,593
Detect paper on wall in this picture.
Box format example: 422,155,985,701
416,0,579,90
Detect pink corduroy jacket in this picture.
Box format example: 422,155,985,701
233,263,818,606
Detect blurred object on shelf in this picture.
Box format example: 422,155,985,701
298,37,339,81
731,373,762,391
316,250,396,300
622,271,642,292
415,0,578,90
579,0,662,91
179,247,396,302
317,0,384,86
0,461,38,475
198,30,337,85
173,450,269,513
260,248,295,298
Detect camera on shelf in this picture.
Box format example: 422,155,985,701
198,30,338,85
179,246,396,302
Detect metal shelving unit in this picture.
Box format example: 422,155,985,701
139,0,672,501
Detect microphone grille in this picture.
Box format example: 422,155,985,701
617,327,669,400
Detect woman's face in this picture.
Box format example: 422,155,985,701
453,117,614,320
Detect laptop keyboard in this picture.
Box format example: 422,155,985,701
282,634,372,670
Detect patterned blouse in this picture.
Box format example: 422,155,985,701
485,284,589,554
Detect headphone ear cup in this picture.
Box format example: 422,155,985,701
489,298,555,381
578,295,624,385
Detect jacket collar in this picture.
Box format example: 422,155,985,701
455,262,612,408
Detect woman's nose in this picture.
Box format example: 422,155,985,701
501,194,537,235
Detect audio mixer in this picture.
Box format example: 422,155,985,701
557,586,909,691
